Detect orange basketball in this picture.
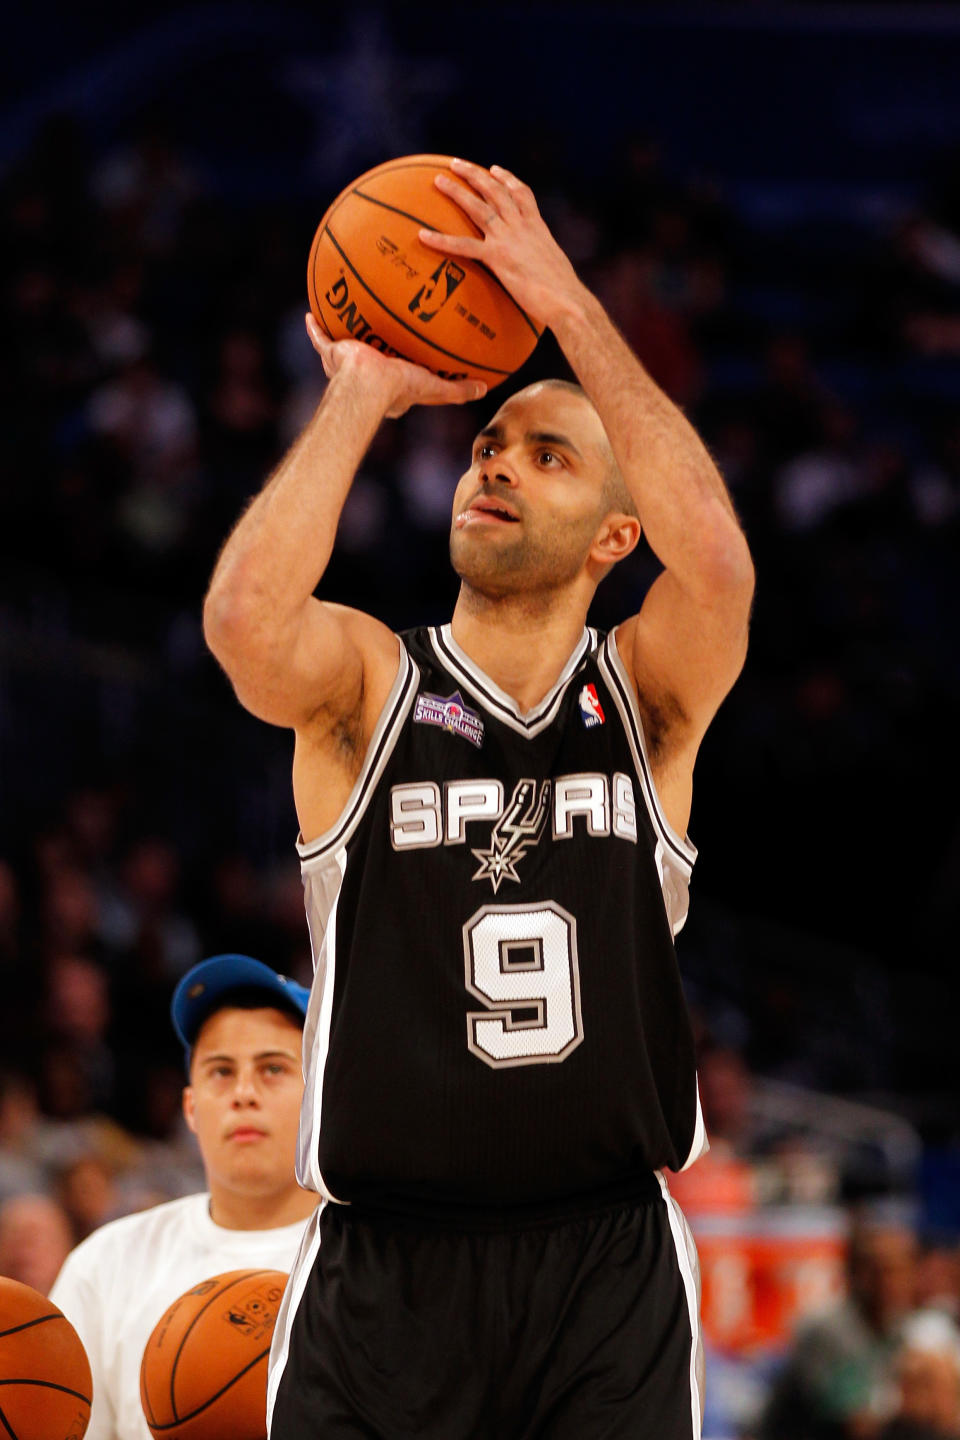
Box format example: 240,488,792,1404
307,153,542,387
0,1276,92,1440
140,1269,287,1440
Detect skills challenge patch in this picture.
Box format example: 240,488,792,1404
578,683,605,728
413,690,484,748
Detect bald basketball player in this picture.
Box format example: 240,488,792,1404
204,158,754,1439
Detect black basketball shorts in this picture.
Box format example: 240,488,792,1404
268,1175,704,1440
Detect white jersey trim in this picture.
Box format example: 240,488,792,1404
678,1076,709,1171
298,647,419,865
597,631,697,871
656,1171,704,1438
428,624,597,737
298,847,347,1205
267,1201,324,1437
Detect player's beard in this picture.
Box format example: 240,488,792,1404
449,514,596,600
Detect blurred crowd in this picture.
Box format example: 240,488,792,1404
1,92,960,1437
675,1048,960,1436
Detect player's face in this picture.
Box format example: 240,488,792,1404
449,385,617,596
183,1006,304,1201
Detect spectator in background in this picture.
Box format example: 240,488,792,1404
0,868,34,1065
86,353,199,563
911,415,960,531
881,1311,960,1440
754,333,828,468
44,953,115,1112
61,784,125,886
80,260,150,372
97,836,200,981
759,1206,918,1439
40,866,99,959
0,1062,135,1204
0,1071,47,1201
37,1046,100,1126
890,212,960,359
594,246,702,406
202,327,280,493
0,861,21,970
56,1154,118,1244
90,108,197,259
196,853,275,962
0,1192,73,1295
915,1243,960,1324
51,953,317,1440
667,1044,758,1215
774,401,868,536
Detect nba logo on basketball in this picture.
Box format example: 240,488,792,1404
409,259,466,322
578,684,605,728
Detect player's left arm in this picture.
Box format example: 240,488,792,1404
422,160,754,832
550,291,753,829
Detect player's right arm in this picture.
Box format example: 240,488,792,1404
203,324,484,832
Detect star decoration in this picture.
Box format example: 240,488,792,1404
282,11,458,187
471,841,527,894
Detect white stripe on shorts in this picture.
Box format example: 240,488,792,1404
656,1170,704,1438
267,1201,324,1436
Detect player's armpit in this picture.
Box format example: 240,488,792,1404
616,547,753,801
291,609,405,842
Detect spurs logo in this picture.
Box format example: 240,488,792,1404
471,779,550,893
389,772,638,863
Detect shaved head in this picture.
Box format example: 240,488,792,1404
452,379,642,600
523,380,638,521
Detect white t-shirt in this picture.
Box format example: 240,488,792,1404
50,1193,311,1440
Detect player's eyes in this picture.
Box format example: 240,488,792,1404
477,443,497,460
537,450,560,467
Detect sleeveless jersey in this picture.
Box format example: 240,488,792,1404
295,624,706,1212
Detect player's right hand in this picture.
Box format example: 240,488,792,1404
305,314,486,418
422,160,585,335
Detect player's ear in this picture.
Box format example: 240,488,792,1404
591,513,641,568
182,1085,197,1134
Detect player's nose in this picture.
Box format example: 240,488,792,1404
480,452,519,488
230,1068,260,1105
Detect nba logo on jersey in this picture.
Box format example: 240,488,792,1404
578,683,605,728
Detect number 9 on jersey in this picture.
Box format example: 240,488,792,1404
463,902,583,1068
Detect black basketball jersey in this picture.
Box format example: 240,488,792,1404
295,624,706,1212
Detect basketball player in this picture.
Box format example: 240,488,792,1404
50,954,317,1440
204,159,754,1438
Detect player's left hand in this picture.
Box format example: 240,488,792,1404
306,313,486,417
419,159,585,331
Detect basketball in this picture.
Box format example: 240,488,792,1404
0,1276,92,1440
307,153,542,387
140,1269,287,1440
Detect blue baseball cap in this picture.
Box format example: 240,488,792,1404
171,954,311,1055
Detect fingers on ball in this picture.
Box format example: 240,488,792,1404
307,155,541,384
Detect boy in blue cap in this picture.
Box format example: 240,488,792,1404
51,954,317,1440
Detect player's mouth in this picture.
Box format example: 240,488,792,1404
455,495,520,528
227,1126,268,1143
